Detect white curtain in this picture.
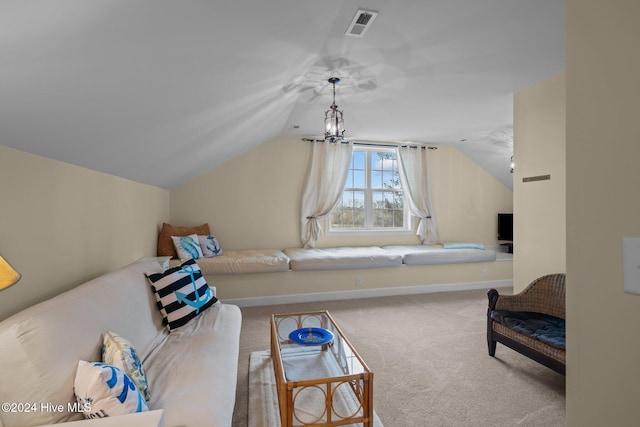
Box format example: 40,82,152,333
398,146,440,245
300,141,353,248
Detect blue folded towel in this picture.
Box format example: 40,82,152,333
443,243,484,250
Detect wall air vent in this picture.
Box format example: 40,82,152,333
345,9,378,37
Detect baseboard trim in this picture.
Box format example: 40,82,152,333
224,279,513,307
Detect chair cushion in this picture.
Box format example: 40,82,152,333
490,310,565,350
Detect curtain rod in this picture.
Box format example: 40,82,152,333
301,138,437,150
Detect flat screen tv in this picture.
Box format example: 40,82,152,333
497,213,513,241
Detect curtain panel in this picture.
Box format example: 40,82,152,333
397,146,440,245
300,141,353,248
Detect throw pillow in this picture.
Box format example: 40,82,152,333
102,331,150,402
443,242,485,250
145,258,218,331
74,361,148,419
171,234,203,260
157,223,210,259
198,234,223,257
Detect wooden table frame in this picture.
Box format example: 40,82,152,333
270,310,374,427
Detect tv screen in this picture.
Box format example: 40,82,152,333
497,213,513,241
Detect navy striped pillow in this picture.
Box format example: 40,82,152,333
145,259,217,331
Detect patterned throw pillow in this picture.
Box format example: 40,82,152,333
102,331,150,402
145,259,218,331
171,234,203,260
157,222,210,259
74,361,148,419
198,234,223,257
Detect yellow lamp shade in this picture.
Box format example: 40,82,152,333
0,256,21,291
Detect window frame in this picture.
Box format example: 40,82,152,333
327,146,413,235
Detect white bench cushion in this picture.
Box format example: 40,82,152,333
170,249,290,275
382,245,496,265
284,246,403,271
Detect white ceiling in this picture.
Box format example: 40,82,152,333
0,0,564,189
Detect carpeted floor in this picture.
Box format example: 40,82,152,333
232,289,565,427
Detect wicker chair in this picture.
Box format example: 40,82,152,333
487,273,566,375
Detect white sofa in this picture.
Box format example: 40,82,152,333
0,259,242,427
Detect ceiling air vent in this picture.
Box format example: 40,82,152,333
345,9,378,38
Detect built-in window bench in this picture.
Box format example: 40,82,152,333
169,249,290,275
169,245,513,306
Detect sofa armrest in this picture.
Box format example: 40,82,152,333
35,410,165,427
490,273,565,318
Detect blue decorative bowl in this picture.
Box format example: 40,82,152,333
289,327,334,346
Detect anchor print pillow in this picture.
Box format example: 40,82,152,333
198,234,223,257
102,331,150,402
145,258,218,331
74,361,148,419
171,234,204,261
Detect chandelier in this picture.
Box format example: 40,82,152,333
324,77,345,142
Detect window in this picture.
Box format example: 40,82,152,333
330,147,409,232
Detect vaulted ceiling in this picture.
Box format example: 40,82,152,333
0,0,563,189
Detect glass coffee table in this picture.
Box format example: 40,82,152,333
270,310,373,426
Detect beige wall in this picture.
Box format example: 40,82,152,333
170,136,307,250
1,134,511,320
566,1,640,426
171,135,513,251
0,146,170,320
513,72,566,292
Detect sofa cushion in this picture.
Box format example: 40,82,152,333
74,361,148,418
144,303,242,427
146,259,218,331
171,234,203,260
102,331,150,402
490,310,565,350
157,223,210,258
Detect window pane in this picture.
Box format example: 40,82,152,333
371,171,383,189
371,191,402,229
342,191,359,208
349,208,365,228
372,209,384,227
345,170,354,188
373,192,388,227
373,151,396,169
353,191,365,209
339,192,349,207
331,148,407,232
372,191,384,208
353,170,366,188
354,208,365,227
332,190,365,229
371,152,383,171
383,171,400,189
393,191,404,208
393,210,404,228
353,150,365,169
